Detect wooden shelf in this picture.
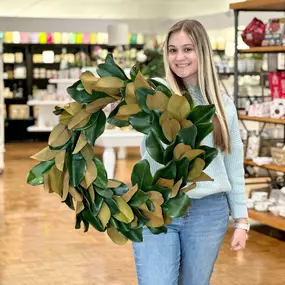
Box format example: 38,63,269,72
244,159,285,172
248,209,285,231
239,46,285,53
239,115,285,125
230,0,285,11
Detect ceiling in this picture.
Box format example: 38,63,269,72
0,0,233,19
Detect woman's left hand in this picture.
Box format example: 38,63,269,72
230,228,247,251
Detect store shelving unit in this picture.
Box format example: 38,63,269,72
2,43,144,141
230,0,285,229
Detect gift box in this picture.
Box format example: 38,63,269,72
242,18,266,47
262,18,285,46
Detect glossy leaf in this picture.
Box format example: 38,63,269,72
82,207,105,232
131,160,153,190
68,153,86,187
105,198,120,215
83,110,106,146
178,124,197,149
145,185,172,203
97,62,128,81
153,160,176,185
151,112,170,145
129,112,152,134
162,191,190,218
195,123,213,147
167,95,191,121
148,226,167,235
95,187,114,198
187,104,216,124
107,101,130,128
129,190,149,207
27,160,55,185
145,130,164,164
67,80,95,103
188,158,206,181
176,157,190,186
136,88,155,114
93,157,108,189
199,145,219,168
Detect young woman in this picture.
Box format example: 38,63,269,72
132,19,249,285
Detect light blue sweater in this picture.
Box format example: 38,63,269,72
140,85,248,219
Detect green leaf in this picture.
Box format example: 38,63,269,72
120,228,143,242
199,145,218,168
195,123,213,147
53,106,64,115
63,192,75,210
131,208,148,228
97,63,128,81
68,153,86,187
136,88,155,114
27,160,55,185
105,53,116,65
148,226,167,235
107,101,130,128
176,157,190,187
145,185,172,203
75,213,82,229
83,110,106,146
49,136,72,151
109,216,131,232
91,90,110,101
149,79,172,98
151,111,170,145
162,191,191,218
93,157,108,189
82,207,105,232
130,65,139,82
105,198,120,215
178,124,197,149
112,183,129,196
129,112,152,134
153,160,176,184
187,105,216,124
146,199,155,212
131,160,153,190
74,112,100,131
95,187,114,198
163,135,181,165
67,80,95,103
146,130,164,164
129,190,149,207
94,193,104,216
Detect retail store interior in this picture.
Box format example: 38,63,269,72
0,0,285,284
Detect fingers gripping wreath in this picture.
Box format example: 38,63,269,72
27,54,218,245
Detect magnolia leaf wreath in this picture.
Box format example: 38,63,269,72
27,54,218,245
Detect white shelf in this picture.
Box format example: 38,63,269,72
49,78,77,84
27,126,54,132
27,100,72,106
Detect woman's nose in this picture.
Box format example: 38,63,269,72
175,51,186,61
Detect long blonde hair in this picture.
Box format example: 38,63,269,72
163,19,231,153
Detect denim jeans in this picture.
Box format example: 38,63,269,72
132,192,230,285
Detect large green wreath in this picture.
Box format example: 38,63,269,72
27,54,218,245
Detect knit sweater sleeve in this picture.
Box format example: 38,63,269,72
223,96,248,219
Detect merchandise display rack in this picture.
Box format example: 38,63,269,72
230,0,285,231
2,43,144,141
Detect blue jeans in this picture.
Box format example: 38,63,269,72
132,192,230,285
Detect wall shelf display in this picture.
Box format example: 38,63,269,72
1,41,144,141
230,0,285,229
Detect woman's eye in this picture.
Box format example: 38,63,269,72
169,49,176,53
185,48,192,52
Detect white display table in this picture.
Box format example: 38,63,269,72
27,100,71,132
95,129,144,178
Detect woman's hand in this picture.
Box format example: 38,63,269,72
230,228,247,251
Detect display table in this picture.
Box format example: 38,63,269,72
27,100,71,132
95,129,144,178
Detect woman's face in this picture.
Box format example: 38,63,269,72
167,31,198,85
